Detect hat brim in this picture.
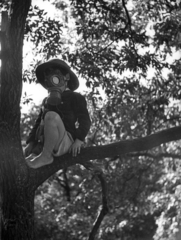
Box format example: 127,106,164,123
36,59,79,91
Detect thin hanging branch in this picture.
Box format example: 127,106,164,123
55,169,71,202
122,0,131,26
62,169,71,202
88,170,109,240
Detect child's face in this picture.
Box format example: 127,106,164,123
44,67,70,105
44,67,69,88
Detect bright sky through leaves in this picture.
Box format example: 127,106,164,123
22,0,89,112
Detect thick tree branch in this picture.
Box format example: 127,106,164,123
28,125,181,189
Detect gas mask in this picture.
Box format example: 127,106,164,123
44,68,70,106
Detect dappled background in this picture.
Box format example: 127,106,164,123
18,0,181,239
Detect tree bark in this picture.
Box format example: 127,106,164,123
0,1,32,239
0,123,36,239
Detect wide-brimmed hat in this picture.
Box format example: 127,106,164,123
35,59,79,91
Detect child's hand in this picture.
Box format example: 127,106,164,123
69,139,83,157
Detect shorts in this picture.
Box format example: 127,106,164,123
53,131,74,157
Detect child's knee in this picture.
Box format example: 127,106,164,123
44,111,61,123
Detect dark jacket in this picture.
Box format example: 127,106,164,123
26,90,91,144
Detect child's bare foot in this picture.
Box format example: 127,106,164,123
26,151,53,169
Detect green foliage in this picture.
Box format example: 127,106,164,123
34,167,100,240
26,5,64,58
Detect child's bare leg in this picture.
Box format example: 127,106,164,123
26,111,65,168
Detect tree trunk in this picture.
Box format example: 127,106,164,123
0,2,33,239
1,183,35,240
0,123,35,239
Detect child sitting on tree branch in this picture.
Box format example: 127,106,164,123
25,59,91,169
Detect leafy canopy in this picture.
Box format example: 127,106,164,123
18,0,181,239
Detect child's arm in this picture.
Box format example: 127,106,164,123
70,93,91,156
74,93,91,141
